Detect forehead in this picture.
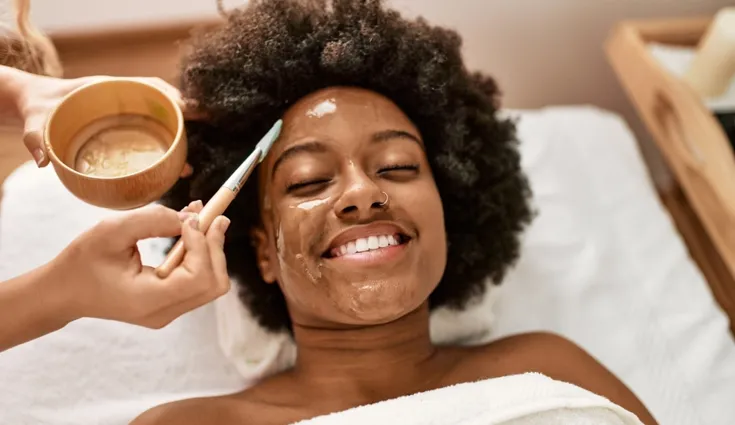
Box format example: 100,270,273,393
257,87,422,195
278,87,418,143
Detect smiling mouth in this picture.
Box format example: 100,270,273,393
323,233,412,259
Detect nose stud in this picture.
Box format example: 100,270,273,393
378,191,389,207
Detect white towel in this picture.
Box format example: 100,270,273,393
295,373,644,425
648,43,735,112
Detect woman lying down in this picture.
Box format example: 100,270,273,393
134,0,657,424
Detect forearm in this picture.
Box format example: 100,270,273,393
0,262,76,352
0,65,28,124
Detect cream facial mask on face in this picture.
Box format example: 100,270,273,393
283,194,400,318
68,114,172,178
306,99,337,118
274,187,418,322
296,198,330,211
273,197,332,288
295,198,331,284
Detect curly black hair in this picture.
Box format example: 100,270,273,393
161,0,533,333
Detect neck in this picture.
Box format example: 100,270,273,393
290,303,449,406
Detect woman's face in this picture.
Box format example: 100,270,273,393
254,87,446,327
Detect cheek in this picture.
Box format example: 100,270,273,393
416,184,447,280
268,199,332,296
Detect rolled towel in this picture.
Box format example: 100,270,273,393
295,373,644,425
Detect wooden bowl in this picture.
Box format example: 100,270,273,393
44,78,186,210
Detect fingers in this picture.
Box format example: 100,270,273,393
22,117,48,167
180,163,194,178
139,274,231,330
181,199,203,214
180,214,209,274
106,205,191,249
207,215,231,287
19,76,106,168
180,102,208,121
138,77,206,121
134,214,231,329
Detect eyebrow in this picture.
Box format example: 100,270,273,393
270,129,423,178
371,129,423,145
271,141,328,179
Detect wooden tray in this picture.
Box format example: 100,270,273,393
606,17,735,326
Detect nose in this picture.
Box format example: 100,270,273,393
334,169,387,221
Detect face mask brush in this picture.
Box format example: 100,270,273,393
155,119,282,278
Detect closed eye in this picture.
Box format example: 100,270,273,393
286,179,331,194
378,164,419,174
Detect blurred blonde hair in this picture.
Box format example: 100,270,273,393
0,0,62,76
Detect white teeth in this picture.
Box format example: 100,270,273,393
331,234,403,257
356,238,369,252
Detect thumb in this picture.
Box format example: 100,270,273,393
180,99,208,121
134,77,206,121
22,122,48,167
108,205,191,249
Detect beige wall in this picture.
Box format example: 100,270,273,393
21,0,727,109
387,0,729,186
392,0,728,110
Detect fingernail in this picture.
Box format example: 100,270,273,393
177,211,192,222
192,200,203,209
31,148,45,166
188,214,200,230
220,217,231,232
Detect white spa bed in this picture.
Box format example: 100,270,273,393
1,106,734,425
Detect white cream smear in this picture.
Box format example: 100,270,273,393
296,198,330,211
276,222,285,257
71,115,171,178
306,99,337,118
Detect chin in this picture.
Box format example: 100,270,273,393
335,280,427,324
342,305,408,325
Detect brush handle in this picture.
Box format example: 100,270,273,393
155,187,236,278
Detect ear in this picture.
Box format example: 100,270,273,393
251,227,277,284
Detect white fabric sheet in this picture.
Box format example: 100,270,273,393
295,373,644,425
0,106,733,425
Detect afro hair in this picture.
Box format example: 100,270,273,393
161,0,533,332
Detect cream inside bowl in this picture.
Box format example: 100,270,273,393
68,114,172,178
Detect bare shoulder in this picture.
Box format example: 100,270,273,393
476,331,614,379
129,377,309,425
130,395,248,425
463,332,657,425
